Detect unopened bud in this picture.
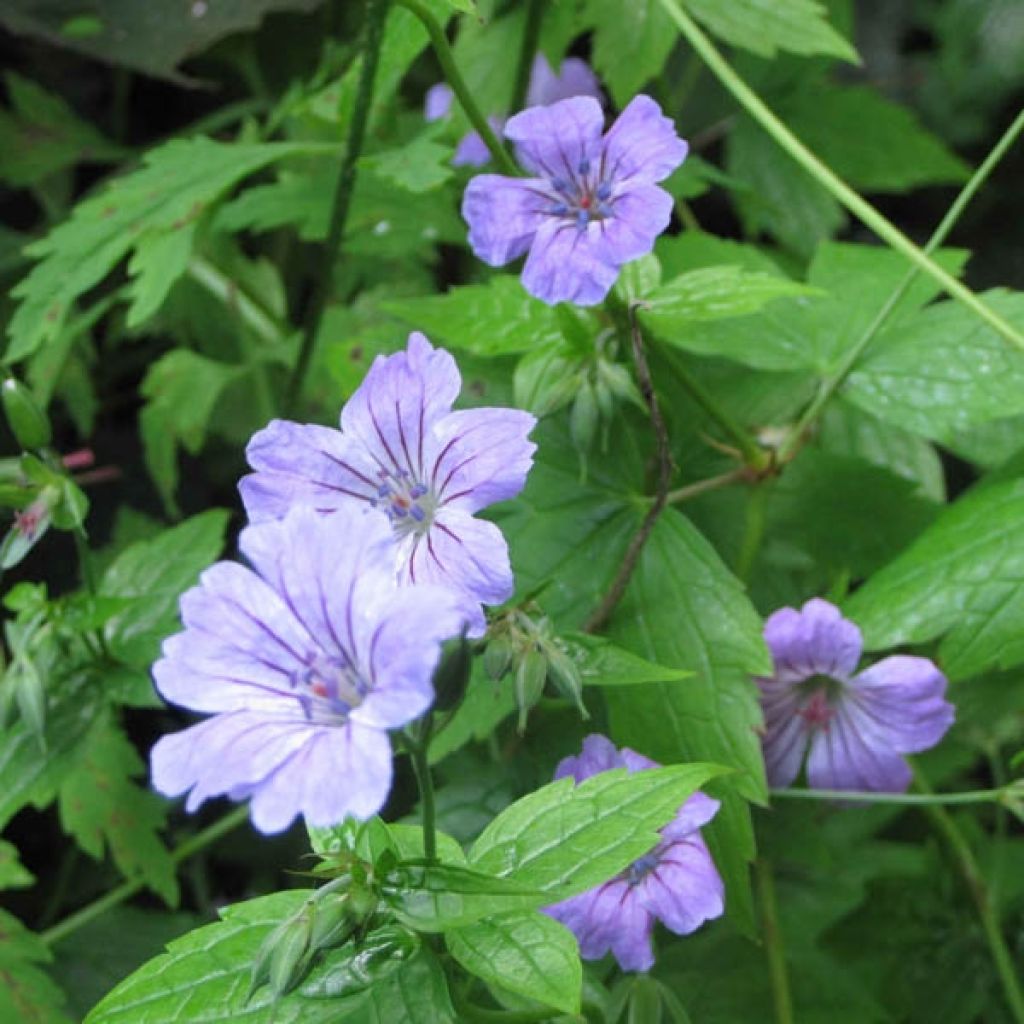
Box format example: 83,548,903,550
267,904,315,997
545,647,588,720
309,893,355,952
483,633,515,682
515,648,548,734
570,382,599,455
2,379,51,451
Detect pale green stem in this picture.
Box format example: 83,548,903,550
656,0,1024,353
665,467,746,506
755,857,795,1024
771,786,1007,806
777,107,1024,462
41,805,250,948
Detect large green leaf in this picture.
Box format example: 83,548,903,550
469,763,720,899
100,509,229,670
447,911,582,1015
57,713,177,905
603,510,770,933
6,138,327,361
844,477,1024,681
844,290,1024,442
0,908,71,1024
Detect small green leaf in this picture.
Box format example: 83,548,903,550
447,911,582,1015
561,632,693,687
0,907,71,1023
362,136,453,193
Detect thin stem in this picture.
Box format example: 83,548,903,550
665,467,746,506
771,786,1007,807
913,767,1024,1023
656,0,1024,353
583,309,674,634
397,0,519,176
735,480,768,583
72,527,97,596
656,342,770,471
41,805,250,948
510,0,544,113
777,107,1024,463
408,717,438,863
286,0,390,413
755,857,795,1024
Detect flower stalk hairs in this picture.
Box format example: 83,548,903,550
544,735,724,972
757,598,954,793
150,505,464,834
462,94,688,306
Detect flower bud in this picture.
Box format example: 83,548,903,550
545,646,588,720
267,903,315,997
515,648,548,734
483,632,515,682
2,379,51,451
570,382,599,455
309,892,355,952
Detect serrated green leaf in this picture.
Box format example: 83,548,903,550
382,863,548,932
383,276,564,357
138,351,243,516
6,137,327,361
469,762,721,898
682,0,857,61
447,911,582,1015
99,509,229,669
0,907,71,1023
844,477,1024,681
845,290,1024,442
361,136,453,194
57,713,176,904
603,510,770,934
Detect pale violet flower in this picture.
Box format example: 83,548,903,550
240,332,536,633
758,598,954,792
462,94,688,306
544,735,724,972
425,54,602,168
150,505,463,834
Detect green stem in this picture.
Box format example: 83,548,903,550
913,768,1024,1023
71,527,97,596
755,857,795,1024
656,0,1024,353
397,0,519,176
735,480,768,582
777,107,1024,462
41,805,250,948
408,717,438,863
510,0,544,113
665,467,746,506
286,0,390,413
771,786,1007,806
656,342,769,470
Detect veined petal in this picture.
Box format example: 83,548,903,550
340,332,461,480
427,407,537,513
521,218,620,306
402,507,514,607
504,95,604,179
601,95,688,185
240,419,378,522
555,733,622,781
847,656,954,754
639,837,724,936
607,891,656,972
462,174,551,266
806,702,912,792
596,183,674,266
526,55,602,108
661,791,721,840
763,598,862,683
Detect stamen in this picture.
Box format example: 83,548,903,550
578,157,590,174
596,182,612,201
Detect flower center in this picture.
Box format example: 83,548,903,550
292,652,366,723
548,156,614,229
371,467,435,537
627,850,661,885
795,675,841,732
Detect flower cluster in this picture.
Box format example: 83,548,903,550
544,735,725,972
757,598,954,792
152,333,536,833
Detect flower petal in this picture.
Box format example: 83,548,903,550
763,598,862,683
597,183,674,266
240,419,378,522
607,888,656,972
526,55,602,108
806,702,912,792
661,791,720,840
462,174,552,266
339,332,461,481
504,95,604,178
601,95,688,185
639,836,724,936
424,83,453,122
847,656,954,754
453,119,505,167
427,407,537,514
402,507,514,607
521,218,620,306
555,733,622,782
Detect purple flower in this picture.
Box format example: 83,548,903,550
758,598,955,793
239,332,536,634
424,55,603,169
150,505,463,834
462,95,688,306
544,735,724,972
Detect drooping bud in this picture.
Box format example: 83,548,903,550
546,646,588,721
2,379,51,451
515,648,548,734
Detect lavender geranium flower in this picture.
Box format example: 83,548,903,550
150,505,463,834
544,735,724,972
462,94,687,306
239,332,536,634
425,54,602,168
758,598,955,793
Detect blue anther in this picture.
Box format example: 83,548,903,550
551,177,570,193
377,484,391,498
576,209,590,229
392,505,408,518
410,483,428,499
596,182,612,200
551,203,569,216
410,506,426,522
578,157,591,174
